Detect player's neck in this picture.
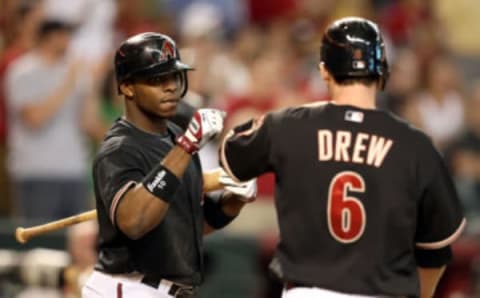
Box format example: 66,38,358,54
124,109,168,136
330,84,377,110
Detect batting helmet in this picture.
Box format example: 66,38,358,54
321,17,389,89
114,32,193,97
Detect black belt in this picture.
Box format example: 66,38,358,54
141,275,197,298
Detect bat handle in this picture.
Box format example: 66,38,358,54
15,227,28,244
14,210,98,244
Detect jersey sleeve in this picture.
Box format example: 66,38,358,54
220,114,273,181
415,138,466,249
93,146,147,226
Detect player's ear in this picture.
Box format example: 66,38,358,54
319,62,331,83
120,82,134,98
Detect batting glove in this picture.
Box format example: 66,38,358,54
219,169,257,202
177,109,226,154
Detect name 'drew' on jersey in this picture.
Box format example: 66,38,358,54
318,130,393,167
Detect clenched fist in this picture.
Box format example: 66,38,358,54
177,109,226,154
219,169,257,202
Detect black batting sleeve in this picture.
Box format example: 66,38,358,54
415,137,466,250
220,114,273,181
93,146,148,226
415,246,453,268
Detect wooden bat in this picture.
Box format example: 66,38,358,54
15,168,224,244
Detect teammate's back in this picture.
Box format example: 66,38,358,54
220,17,466,298
259,103,465,295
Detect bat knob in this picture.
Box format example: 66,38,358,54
15,227,27,244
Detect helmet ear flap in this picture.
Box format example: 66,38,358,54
379,60,389,90
179,71,188,98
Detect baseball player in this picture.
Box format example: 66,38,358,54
82,33,256,298
220,17,466,298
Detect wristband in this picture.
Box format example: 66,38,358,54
142,164,180,203
203,196,236,229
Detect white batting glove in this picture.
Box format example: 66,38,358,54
177,109,226,154
219,169,257,202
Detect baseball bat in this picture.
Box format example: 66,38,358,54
15,168,224,244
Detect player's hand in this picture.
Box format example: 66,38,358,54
219,169,257,202
177,109,226,154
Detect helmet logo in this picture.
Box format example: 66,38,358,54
353,49,363,59
160,40,176,61
147,40,177,63
352,60,366,70
352,49,366,70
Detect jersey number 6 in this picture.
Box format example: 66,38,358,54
327,171,366,243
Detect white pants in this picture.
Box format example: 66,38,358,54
282,286,380,298
82,271,176,298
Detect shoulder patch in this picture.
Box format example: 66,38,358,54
345,110,364,123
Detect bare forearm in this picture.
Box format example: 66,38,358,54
117,146,192,239
161,146,191,177
418,266,446,298
117,185,169,239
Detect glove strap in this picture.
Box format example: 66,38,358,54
176,135,199,154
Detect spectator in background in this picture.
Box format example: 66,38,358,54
222,50,291,199
247,0,296,24
434,0,480,81
403,55,465,151
178,1,226,101
379,0,432,46
377,47,420,114
5,19,99,221
329,0,375,21
43,0,117,127
162,0,247,36
43,0,116,65
437,81,480,296
98,69,123,126
115,0,166,40
63,221,97,298
174,2,231,170
446,80,480,232
409,22,446,79
207,25,261,101
0,0,27,47
0,0,44,217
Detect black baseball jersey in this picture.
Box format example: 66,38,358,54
221,103,465,296
93,118,204,285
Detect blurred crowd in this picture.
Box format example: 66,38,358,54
1,0,480,297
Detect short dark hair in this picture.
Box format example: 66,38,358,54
37,19,74,40
333,75,380,87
